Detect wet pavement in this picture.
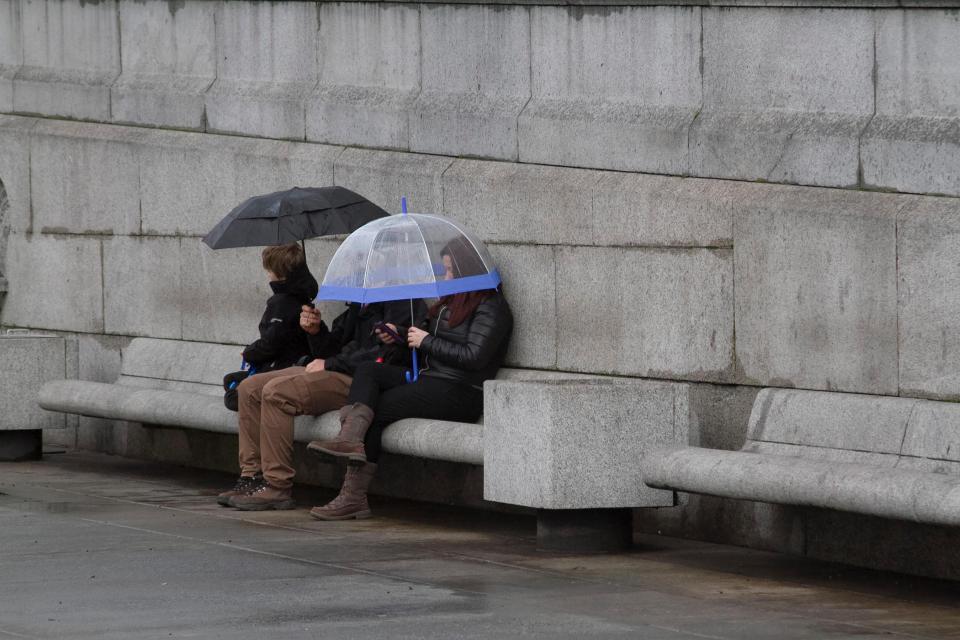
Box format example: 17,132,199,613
1,452,959,639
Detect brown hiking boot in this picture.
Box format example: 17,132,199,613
216,473,263,506
310,463,377,521
307,403,374,463
229,481,295,511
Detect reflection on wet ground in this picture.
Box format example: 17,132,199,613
1,451,959,640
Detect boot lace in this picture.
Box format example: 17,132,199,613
230,475,262,493
244,478,270,495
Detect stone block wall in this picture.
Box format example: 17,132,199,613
1,0,960,575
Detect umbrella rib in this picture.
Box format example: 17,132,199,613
360,228,379,302
410,217,433,287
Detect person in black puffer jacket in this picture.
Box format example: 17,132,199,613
306,241,513,521
241,244,318,372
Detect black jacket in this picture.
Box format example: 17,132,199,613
242,263,318,370
305,300,426,376
418,292,513,388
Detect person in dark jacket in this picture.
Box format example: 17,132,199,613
306,243,513,520
242,243,318,371
221,297,424,511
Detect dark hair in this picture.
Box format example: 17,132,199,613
261,243,305,280
428,238,495,328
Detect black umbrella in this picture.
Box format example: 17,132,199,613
202,186,390,249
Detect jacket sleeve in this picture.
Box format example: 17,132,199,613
418,298,512,371
322,304,382,374
306,307,349,358
324,342,384,375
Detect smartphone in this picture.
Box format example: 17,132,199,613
373,321,404,344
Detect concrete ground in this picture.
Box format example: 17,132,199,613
1,453,960,640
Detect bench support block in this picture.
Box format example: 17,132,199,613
536,508,632,553
0,430,42,462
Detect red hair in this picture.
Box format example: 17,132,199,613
429,290,495,328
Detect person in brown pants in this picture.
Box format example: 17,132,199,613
219,299,419,510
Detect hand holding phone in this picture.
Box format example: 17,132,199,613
300,304,321,335
373,322,403,344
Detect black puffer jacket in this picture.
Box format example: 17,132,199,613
242,263,318,370
305,300,426,376
418,291,513,389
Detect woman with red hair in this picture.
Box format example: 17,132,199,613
306,242,513,520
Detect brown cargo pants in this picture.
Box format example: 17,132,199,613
236,366,352,490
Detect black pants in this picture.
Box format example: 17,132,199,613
348,362,484,463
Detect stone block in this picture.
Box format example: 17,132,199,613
556,246,734,381
0,333,65,431
691,9,873,187
179,241,267,346
121,338,241,386
898,197,960,399
733,186,903,394
441,160,596,245
307,3,419,149
14,0,119,120
179,236,340,344
862,11,960,197
410,5,529,160
592,173,741,248
0,116,37,234
103,236,182,339
0,0,21,112
111,0,216,129
139,130,340,236
1,233,103,333
206,1,317,140
30,121,142,235
487,244,556,370
519,6,699,174
900,399,960,463
745,389,915,455
862,118,960,197
484,378,686,509
333,147,451,214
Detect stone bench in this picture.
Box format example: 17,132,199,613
642,388,960,527
38,338,490,464
38,337,690,550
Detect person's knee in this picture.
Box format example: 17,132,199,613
237,374,260,400
262,379,302,416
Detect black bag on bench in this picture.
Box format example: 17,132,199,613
222,370,250,412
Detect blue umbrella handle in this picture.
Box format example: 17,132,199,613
405,348,419,383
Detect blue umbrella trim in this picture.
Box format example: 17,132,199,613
316,270,502,304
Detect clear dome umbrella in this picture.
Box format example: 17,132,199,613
316,208,501,380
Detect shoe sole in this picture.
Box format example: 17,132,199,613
306,443,367,464
309,509,372,521
230,500,296,512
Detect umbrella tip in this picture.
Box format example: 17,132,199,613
401,196,408,215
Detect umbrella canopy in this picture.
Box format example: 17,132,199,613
317,214,501,304
202,186,389,249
